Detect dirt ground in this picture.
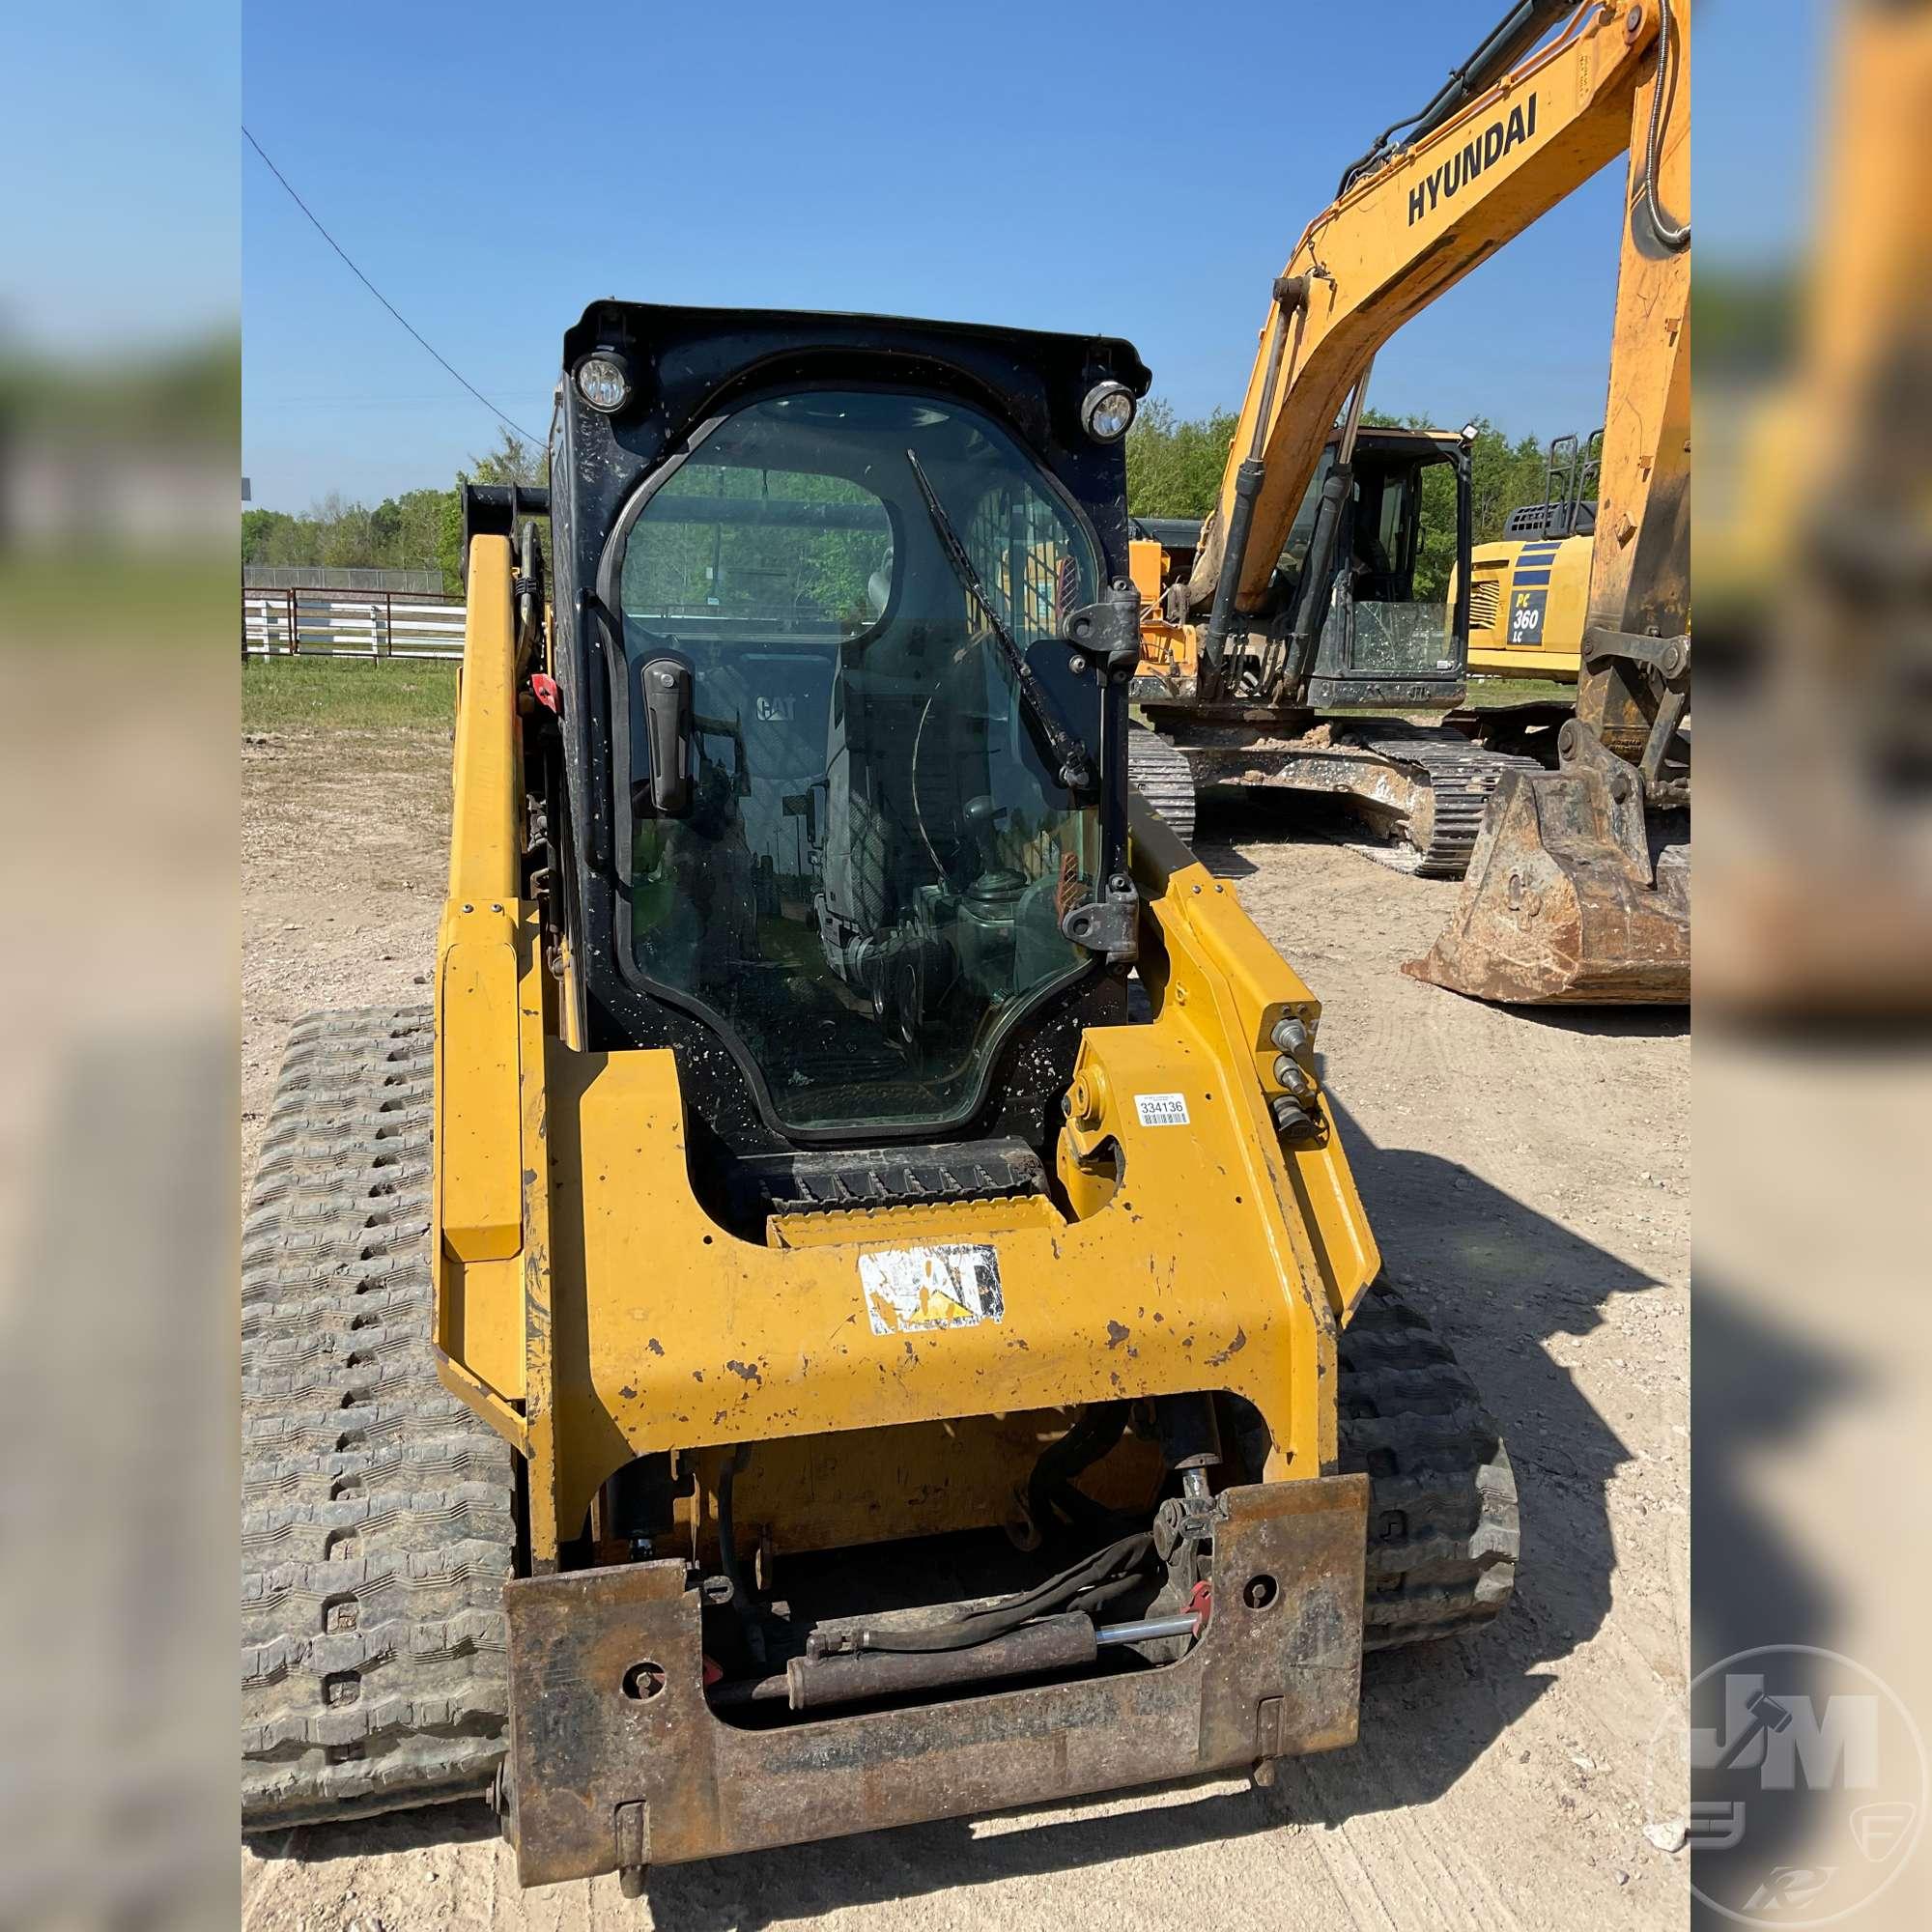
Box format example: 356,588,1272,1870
241,727,1690,1932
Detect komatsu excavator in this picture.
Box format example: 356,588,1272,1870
1460,429,1601,681
1134,0,1690,1002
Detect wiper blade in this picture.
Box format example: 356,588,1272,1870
905,450,1097,795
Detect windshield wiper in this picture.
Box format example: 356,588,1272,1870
904,450,1097,795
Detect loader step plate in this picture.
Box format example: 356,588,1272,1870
242,1008,518,1833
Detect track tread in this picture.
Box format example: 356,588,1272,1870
1338,1281,1519,1650
1127,726,1198,846
241,1007,515,1835
1358,733,1545,877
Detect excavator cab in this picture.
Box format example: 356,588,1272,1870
1293,428,1470,711
1133,426,1470,712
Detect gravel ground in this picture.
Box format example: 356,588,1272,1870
241,731,1690,1932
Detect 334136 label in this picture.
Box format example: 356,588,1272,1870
1134,1093,1190,1127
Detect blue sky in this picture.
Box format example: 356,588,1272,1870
233,0,1809,510
5,7,237,351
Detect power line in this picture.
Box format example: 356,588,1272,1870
243,126,542,445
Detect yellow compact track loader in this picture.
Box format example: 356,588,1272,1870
241,304,1517,1888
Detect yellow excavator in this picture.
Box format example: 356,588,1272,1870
1461,429,1599,681
1133,0,1690,1002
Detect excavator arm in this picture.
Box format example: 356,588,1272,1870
1186,1,1668,686
1404,1,1691,1002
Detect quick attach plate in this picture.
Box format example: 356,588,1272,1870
500,1473,1367,1883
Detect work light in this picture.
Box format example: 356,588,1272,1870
1081,381,1137,442
575,352,634,413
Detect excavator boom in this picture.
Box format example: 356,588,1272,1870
1407,0,1690,1003
1123,0,1691,1002
1188,1,1663,630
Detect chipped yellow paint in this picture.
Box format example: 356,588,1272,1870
435,532,1382,1562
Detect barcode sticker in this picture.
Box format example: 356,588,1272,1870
1134,1093,1190,1127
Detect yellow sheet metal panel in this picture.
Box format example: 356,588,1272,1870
430,534,539,1447
1127,536,1165,607
1464,535,1588,678
447,535,520,903
437,906,523,1261
431,901,554,1450
672,1411,1166,1562
1463,558,1505,641
1134,615,1199,685
1128,796,1378,1321
537,1019,1341,1543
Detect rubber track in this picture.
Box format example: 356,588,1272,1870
1127,725,1197,847
1337,1282,1519,1649
241,1015,1509,1826
242,1007,518,1833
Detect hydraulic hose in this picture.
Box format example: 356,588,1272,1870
1642,0,1690,249
822,1531,1157,1657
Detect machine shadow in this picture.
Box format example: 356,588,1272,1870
1502,1005,1690,1040
268,1108,1669,1920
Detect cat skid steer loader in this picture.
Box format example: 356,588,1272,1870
241,304,1516,1890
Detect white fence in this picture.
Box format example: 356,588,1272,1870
243,588,466,660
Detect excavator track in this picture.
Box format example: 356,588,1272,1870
242,1008,517,1833
1356,733,1546,879
1338,1282,1519,1648
1126,724,1198,846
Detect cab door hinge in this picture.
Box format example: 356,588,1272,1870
1065,579,1143,677
1062,870,1140,965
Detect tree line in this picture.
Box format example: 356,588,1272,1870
246,407,1573,601
242,430,545,591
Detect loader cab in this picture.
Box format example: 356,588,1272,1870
538,303,1149,1223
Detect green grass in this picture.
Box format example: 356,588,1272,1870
243,655,459,731
1461,675,1574,708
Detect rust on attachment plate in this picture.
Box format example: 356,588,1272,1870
1405,766,1690,1004
500,1475,1367,1885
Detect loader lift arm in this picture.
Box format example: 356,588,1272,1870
1186,0,1667,689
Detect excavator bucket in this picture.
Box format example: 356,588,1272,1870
1403,766,1690,1004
